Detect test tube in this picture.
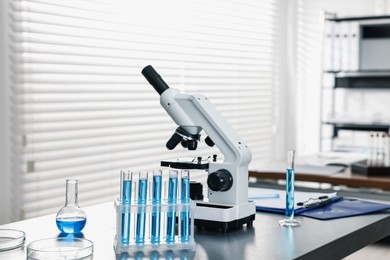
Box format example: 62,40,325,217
180,170,190,242
368,133,373,166
166,170,178,243
381,133,386,166
279,150,300,227
375,133,380,166
120,170,132,244
385,134,390,167
151,170,162,244
135,171,148,244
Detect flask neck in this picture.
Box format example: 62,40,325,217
65,180,79,206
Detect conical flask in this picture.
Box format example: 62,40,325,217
56,179,87,233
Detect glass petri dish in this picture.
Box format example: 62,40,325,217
0,229,26,251
27,237,93,259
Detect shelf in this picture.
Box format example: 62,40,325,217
334,73,390,89
320,13,390,152
334,72,390,76
327,15,390,22
323,121,390,137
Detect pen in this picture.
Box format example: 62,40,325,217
299,195,339,208
303,198,332,208
249,194,280,199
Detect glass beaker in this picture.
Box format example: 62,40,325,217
56,179,87,233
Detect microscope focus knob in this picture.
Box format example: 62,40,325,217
207,169,233,192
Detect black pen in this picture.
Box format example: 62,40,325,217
304,197,333,208
296,194,337,208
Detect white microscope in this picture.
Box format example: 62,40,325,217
142,65,256,231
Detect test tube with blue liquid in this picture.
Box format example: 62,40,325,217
151,170,162,244
180,170,190,242
279,150,300,227
136,171,148,244
120,170,132,244
166,170,178,243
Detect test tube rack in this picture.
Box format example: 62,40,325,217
113,199,196,255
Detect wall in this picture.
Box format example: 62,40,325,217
0,1,284,222
0,0,9,224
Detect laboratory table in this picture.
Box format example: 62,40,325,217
1,201,390,260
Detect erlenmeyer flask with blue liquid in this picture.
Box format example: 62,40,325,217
56,179,87,233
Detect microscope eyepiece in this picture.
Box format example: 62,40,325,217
141,65,170,95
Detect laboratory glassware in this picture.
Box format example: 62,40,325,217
166,170,178,243
136,171,148,244
180,170,190,242
56,179,87,233
151,170,162,244
279,150,301,227
120,170,132,244
27,237,93,259
113,169,196,255
0,229,25,251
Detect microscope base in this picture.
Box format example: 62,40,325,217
193,201,256,232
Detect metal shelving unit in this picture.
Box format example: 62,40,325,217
320,13,390,152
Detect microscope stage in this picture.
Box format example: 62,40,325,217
161,157,210,170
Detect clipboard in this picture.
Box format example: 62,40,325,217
249,187,390,220
299,197,390,220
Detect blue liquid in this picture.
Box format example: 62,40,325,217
166,176,178,243
180,176,190,242
136,178,147,244
285,168,295,219
56,217,86,234
151,175,162,244
150,251,160,260
121,179,132,244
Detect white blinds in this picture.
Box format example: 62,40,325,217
7,0,281,220
295,0,323,154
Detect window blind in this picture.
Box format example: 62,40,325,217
7,0,281,220
295,0,323,154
